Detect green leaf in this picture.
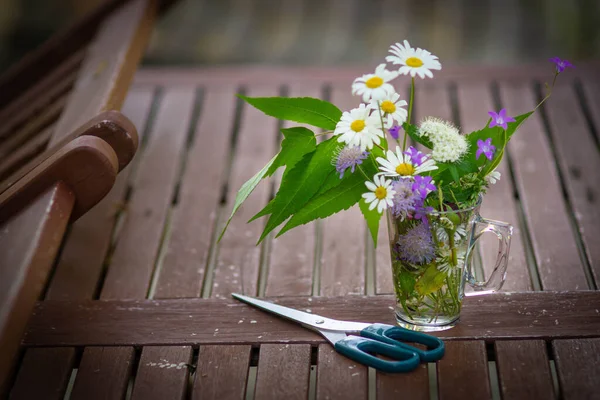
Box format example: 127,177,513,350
448,166,460,183
404,123,433,149
359,198,383,247
218,156,276,242
276,170,367,237
415,265,446,296
398,272,416,296
238,95,342,130
265,127,317,177
257,137,342,243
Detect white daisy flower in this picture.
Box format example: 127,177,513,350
486,170,501,185
334,104,384,151
436,226,467,244
436,247,466,275
352,64,399,102
362,175,396,213
419,117,469,163
386,40,442,79
376,146,438,178
367,92,408,129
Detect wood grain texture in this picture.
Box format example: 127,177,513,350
456,82,531,291
212,86,279,298
377,363,429,400
437,341,491,400
0,70,75,143
0,183,74,394
316,344,368,399
0,49,83,136
0,95,66,160
9,348,76,400
494,340,554,399
101,87,195,299
45,87,153,301
0,125,53,182
70,347,135,400
553,338,600,400
25,292,600,347
0,136,118,223
131,346,193,400
500,81,588,290
254,344,311,400
154,87,237,299
192,345,251,400
49,0,157,147
320,85,366,297
543,82,600,286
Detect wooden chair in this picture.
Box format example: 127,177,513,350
0,0,175,394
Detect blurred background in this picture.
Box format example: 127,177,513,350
0,0,598,73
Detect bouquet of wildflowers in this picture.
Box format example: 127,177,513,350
219,41,571,326
220,41,570,245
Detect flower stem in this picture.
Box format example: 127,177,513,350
357,164,371,181
403,77,415,151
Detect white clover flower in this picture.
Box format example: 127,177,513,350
386,40,442,79
334,104,384,151
419,117,469,163
376,146,438,178
367,92,408,129
352,64,399,102
362,175,396,213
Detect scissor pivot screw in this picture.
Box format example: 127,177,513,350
316,319,324,324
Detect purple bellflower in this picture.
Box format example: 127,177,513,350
549,57,574,73
404,146,427,166
488,109,515,130
476,138,496,161
412,175,436,198
388,125,401,140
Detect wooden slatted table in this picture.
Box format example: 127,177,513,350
7,64,600,399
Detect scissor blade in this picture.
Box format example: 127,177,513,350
231,293,370,333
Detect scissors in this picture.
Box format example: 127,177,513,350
232,293,445,373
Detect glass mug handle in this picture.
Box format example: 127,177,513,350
465,215,513,296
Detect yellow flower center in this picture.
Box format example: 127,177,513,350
351,119,366,132
396,163,415,176
381,100,396,114
374,186,387,200
406,57,424,68
365,76,384,89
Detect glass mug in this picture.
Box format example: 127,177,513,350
387,197,512,331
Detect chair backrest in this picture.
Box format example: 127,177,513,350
0,0,173,393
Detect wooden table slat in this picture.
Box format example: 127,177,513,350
500,81,589,290
544,82,600,287
131,346,192,400
192,345,251,400
70,347,135,400
437,341,491,400
9,348,76,400
456,82,532,291
494,340,555,399
552,338,600,400
254,344,311,400
100,87,196,299
154,87,237,299
376,363,429,400
316,344,368,400
211,85,280,298
24,292,600,346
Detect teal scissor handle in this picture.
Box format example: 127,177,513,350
334,336,420,373
360,323,445,362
